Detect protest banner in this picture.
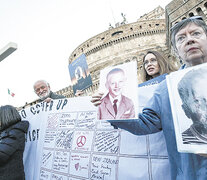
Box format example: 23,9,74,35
21,80,170,179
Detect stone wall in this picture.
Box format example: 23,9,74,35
166,0,207,48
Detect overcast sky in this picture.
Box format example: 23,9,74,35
0,0,172,107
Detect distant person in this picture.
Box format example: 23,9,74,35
33,80,65,103
0,105,29,180
98,68,135,120
178,66,207,144
141,50,177,82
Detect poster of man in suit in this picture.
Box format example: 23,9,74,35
98,61,138,120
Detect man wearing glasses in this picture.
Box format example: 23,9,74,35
33,80,65,103
92,16,207,179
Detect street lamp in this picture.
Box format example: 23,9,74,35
0,42,17,62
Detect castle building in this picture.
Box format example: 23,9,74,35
25,0,207,108
166,0,207,52
58,6,175,98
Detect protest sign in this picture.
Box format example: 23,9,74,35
22,89,170,179
167,63,207,153
68,54,92,94
98,61,138,120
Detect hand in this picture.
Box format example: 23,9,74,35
44,97,52,103
75,90,84,97
91,92,104,106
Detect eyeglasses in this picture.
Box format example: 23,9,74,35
143,58,157,66
170,16,204,32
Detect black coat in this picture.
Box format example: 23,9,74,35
0,121,29,180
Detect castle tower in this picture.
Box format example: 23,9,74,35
63,6,172,97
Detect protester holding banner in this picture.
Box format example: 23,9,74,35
92,16,207,179
92,51,176,179
34,80,65,103
0,105,29,180
140,50,177,82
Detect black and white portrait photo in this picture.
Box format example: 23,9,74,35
178,66,207,145
167,63,207,153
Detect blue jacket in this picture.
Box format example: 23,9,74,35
0,120,29,180
111,80,207,180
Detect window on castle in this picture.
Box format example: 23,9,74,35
189,12,194,17
196,7,202,13
196,7,205,17
204,2,207,9
111,31,123,36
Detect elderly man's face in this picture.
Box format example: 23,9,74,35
190,79,207,126
34,81,50,99
175,23,207,67
106,72,125,98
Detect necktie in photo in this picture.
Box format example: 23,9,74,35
113,99,118,115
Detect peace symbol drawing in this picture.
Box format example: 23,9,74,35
76,135,86,147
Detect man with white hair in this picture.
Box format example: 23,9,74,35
33,80,65,103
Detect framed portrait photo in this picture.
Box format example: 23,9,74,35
98,61,138,121
167,62,207,153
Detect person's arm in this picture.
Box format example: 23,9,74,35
110,86,163,135
91,89,162,135
110,107,162,135
0,122,29,165
48,92,65,102
43,97,52,103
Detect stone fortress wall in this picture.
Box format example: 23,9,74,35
25,0,207,107
58,6,172,98
166,0,207,50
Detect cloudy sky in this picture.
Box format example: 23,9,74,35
0,0,172,107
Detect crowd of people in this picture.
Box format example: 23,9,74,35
1,15,207,179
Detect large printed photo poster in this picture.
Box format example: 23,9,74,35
167,62,207,153
21,95,170,180
98,61,138,120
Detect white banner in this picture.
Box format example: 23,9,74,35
21,93,170,180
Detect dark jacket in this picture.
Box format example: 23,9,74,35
0,121,29,180
38,91,65,102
